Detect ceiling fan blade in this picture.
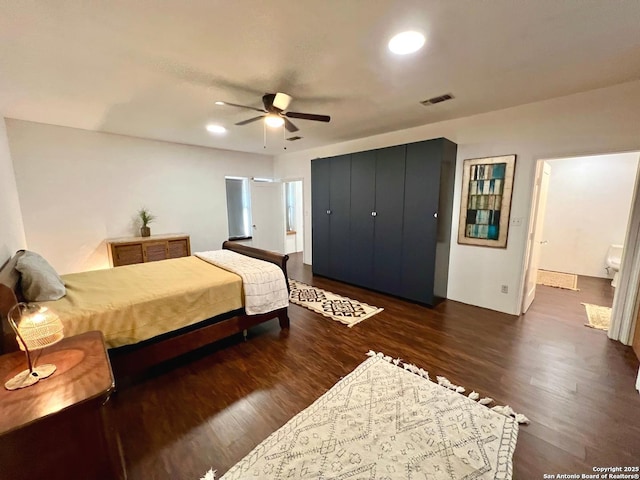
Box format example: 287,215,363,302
285,111,331,123
235,115,264,126
223,102,266,113
283,117,299,133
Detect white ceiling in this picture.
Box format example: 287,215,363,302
1,1,639,155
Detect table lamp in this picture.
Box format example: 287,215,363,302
4,302,64,391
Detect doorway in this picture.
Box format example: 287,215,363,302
283,180,304,257
522,152,640,321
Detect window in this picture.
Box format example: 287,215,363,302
285,182,296,232
225,177,252,240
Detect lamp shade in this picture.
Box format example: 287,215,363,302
5,303,65,391
15,304,64,351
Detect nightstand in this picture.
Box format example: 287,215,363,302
0,331,124,480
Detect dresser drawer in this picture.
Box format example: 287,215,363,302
113,244,143,266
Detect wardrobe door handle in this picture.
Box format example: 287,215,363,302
371,211,377,217
326,210,332,215
433,212,438,218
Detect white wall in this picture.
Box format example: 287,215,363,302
274,80,640,315
6,120,273,274
0,118,26,262
540,153,639,278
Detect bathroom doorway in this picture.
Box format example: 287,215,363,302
522,151,640,324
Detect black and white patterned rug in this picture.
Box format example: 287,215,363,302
210,352,524,480
288,279,383,327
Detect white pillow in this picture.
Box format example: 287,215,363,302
15,251,66,302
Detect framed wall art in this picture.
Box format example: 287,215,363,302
457,154,516,248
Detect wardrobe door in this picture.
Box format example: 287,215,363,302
348,151,376,287
328,155,351,280
401,140,443,304
373,145,406,295
311,159,331,277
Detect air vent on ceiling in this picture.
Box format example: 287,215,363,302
420,93,454,106
286,136,303,141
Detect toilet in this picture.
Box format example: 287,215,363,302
606,244,624,288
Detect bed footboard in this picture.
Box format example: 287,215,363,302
222,241,290,293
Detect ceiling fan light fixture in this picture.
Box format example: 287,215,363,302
206,124,226,134
272,93,292,111
265,114,284,128
388,31,425,55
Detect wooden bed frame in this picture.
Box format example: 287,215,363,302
0,241,289,377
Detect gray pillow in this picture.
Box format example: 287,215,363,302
15,251,66,302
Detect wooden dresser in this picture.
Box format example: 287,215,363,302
107,233,191,267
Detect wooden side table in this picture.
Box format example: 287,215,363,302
0,331,124,480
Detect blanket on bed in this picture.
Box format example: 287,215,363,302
195,250,289,315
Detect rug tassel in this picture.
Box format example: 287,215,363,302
200,469,216,480
366,350,376,357
383,355,393,363
478,397,493,405
392,357,402,366
469,391,480,401
436,376,463,392
491,405,530,424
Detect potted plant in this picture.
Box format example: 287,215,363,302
138,208,155,237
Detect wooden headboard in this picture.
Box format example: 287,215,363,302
0,251,24,354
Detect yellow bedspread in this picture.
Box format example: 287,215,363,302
39,256,243,348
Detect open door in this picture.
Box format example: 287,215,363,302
250,180,285,253
522,161,552,313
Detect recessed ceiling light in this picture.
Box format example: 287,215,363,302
388,31,425,55
206,124,226,134
214,101,225,105
265,114,284,128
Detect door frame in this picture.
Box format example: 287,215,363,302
282,177,305,256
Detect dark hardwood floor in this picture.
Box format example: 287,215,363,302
112,255,640,479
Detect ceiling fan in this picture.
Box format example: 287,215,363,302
221,93,331,132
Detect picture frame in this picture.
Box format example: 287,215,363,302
457,154,516,248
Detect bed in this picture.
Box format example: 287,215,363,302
0,241,290,377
